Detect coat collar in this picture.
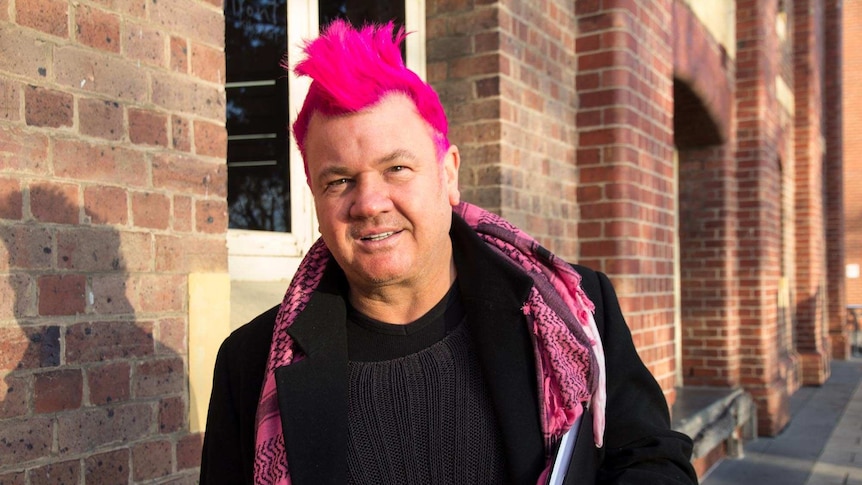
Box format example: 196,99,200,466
275,261,349,485
274,213,545,484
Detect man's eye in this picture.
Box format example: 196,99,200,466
327,178,349,187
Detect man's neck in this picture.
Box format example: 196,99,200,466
347,259,457,325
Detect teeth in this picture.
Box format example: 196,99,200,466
362,232,394,241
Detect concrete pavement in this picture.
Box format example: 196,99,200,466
702,359,862,485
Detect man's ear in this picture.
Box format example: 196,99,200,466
443,144,461,206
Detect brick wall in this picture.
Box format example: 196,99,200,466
734,0,793,435
823,0,847,359
0,0,226,481
427,0,580,260
574,0,678,397
673,1,741,390
794,0,831,385
844,0,862,307
678,144,742,387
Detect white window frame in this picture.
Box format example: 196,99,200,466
227,0,425,282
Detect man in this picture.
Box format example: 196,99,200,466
201,20,698,485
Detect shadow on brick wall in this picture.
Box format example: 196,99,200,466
0,187,193,483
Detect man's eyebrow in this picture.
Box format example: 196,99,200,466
378,149,417,164
316,165,352,184
315,150,419,183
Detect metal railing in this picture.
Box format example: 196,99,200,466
849,304,862,356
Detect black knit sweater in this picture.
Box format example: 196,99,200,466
346,288,507,484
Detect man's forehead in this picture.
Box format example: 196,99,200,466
307,93,419,124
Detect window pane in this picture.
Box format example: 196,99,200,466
318,0,405,33
225,0,290,232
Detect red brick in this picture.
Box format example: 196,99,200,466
16,0,69,38
106,230,153,272
83,448,130,484
65,321,154,364
129,108,169,147
132,440,173,481
0,417,53,467
56,226,127,272
0,27,52,79
159,395,185,433
450,54,500,78
134,356,185,398
0,372,29,419
2,325,61,370
0,178,23,219
0,224,53,271
83,185,128,225
38,274,85,316
156,317,187,355
0,125,50,175
136,274,186,313
151,72,224,121
78,98,123,140
123,21,166,67
177,433,203,470
29,181,79,224
152,153,227,197
29,459,80,485
170,36,189,73
195,199,228,234
75,4,120,52
86,361,131,405
0,325,59,370
54,46,147,103
54,139,148,187
0,78,20,121
475,76,500,97
24,85,73,128
193,119,226,158
58,404,152,454
34,368,83,413
89,273,134,315
171,115,192,152
131,191,171,230
191,41,224,83
172,195,193,231
97,0,146,18
150,0,223,47
154,234,185,273
0,470,25,485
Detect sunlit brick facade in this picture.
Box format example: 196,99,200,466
0,0,847,482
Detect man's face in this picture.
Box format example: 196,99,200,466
304,94,460,296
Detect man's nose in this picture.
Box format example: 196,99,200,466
349,176,393,218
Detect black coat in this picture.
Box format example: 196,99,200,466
200,215,698,484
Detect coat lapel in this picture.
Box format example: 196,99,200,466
450,215,547,483
274,263,349,485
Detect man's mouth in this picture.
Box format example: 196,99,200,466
360,231,397,241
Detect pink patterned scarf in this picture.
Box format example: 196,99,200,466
253,202,606,484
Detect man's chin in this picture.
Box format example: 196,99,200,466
347,262,412,287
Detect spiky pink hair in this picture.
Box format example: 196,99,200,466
288,20,450,180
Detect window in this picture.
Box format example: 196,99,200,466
224,0,425,281
226,0,290,233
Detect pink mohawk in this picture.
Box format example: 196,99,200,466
287,20,450,180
